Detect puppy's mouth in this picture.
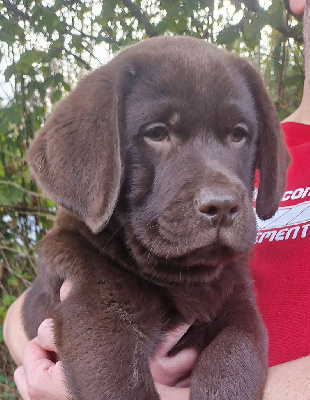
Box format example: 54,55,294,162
168,245,237,268
125,224,244,285
132,237,240,285
159,245,239,280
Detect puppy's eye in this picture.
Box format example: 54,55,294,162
230,124,248,143
144,124,170,142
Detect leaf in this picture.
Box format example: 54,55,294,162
62,81,71,92
2,294,17,306
1,104,23,125
0,17,24,45
243,14,266,49
268,8,284,29
54,0,65,11
51,89,63,103
19,50,46,71
40,9,64,35
4,50,46,79
11,186,25,203
284,74,304,88
217,26,240,45
184,0,199,14
0,184,24,204
267,0,281,14
102,0,119,20
72,35,84,52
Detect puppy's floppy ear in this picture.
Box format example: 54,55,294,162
28,62,132,233
234,58,291,220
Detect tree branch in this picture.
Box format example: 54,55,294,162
0,180,46,198
239,0,304,42
0,203,56,214
121,0,158,37
0,249,32,286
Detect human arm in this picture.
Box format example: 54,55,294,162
283,0,310,124
3,279,71,367
3,290,30,366
263,357,310,400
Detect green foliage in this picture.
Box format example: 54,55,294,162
0,0,306,397
0,372,19,400
217,26,240,45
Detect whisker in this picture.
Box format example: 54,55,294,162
153,235,166,255
148,234,161,260
157,238,168,257
166,242,174,260
101,225,123,252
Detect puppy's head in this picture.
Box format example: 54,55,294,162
28,37,290,283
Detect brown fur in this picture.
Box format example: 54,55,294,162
23,36,290,400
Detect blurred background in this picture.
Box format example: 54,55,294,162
0,0,305,397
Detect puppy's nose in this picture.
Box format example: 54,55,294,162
196,187,241,227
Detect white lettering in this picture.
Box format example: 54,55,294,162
301,224,310,238
256,230,277,243
282,190,293,201
302,187,310,198
275,228,289,241
285,226,300,240
256,223,309,244
281,187,310,202
291,188,304,200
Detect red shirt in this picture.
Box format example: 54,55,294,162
251,122,310,367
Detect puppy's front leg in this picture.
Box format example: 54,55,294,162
52,289,160,400
190,287,267,400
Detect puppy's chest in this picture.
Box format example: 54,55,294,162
107,272,233,335
165,283,232,325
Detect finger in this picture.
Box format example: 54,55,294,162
60,279,72,301
22,338,69,399
25,360,68,400
155,383,190,400
14,366,31,400
289,0,306,14
157,324,191,354
174,375,191,388
151,346,197,386
162,346,197,374
37,318,57,352
23,337,56,378
150,324,198,386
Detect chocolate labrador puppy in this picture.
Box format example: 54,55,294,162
23,36,290,400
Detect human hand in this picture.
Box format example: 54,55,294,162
14,318,70,400
15,280,196,400
290,0,306,14
150,324,197,387
151,324,196,400
14,280,72,400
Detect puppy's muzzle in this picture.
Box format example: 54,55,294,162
196,186,241,228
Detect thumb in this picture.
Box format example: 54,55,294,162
37,319,57,353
